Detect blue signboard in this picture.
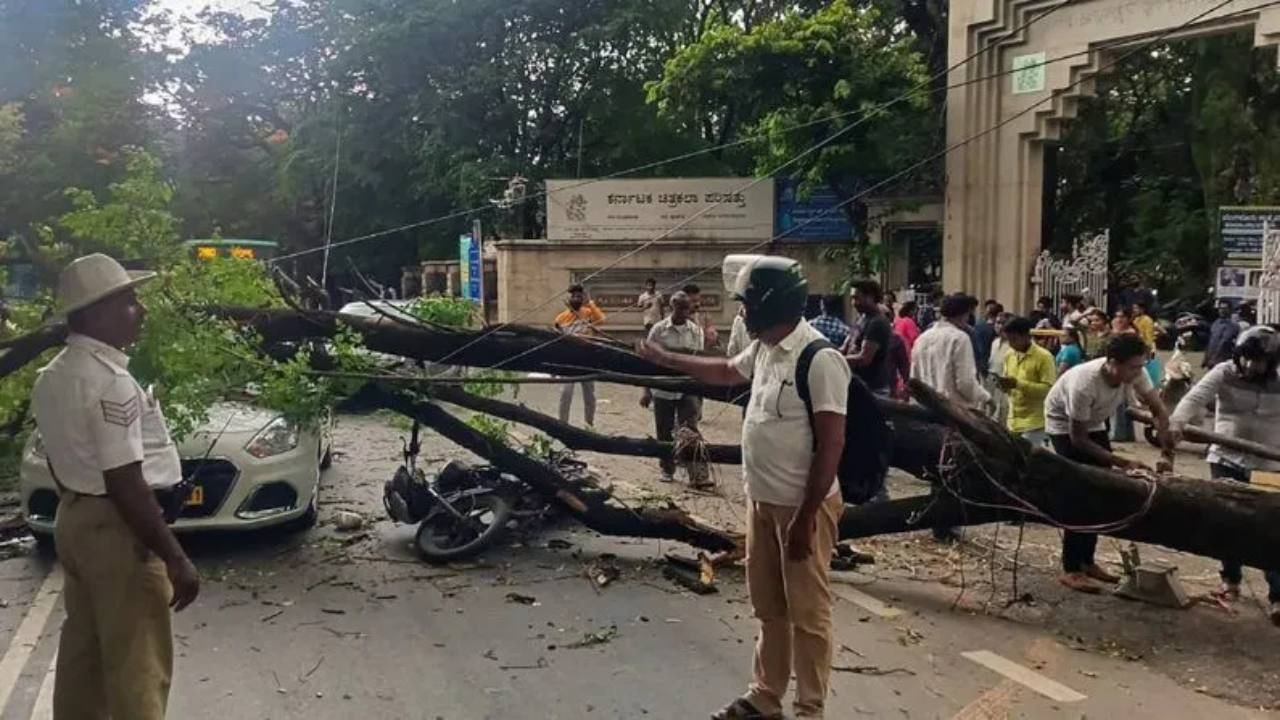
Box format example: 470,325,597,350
774,178,855,242
458,233,482,302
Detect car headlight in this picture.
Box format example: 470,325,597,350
244,418,299,459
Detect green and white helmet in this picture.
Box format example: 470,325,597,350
722,254,808,334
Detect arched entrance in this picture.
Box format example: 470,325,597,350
945,0,1280,308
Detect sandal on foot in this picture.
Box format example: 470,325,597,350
1083,563,1120,584
711,698,781,720
1059,572,1103,594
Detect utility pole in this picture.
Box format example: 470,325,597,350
473,218,486,323
576,117,585,178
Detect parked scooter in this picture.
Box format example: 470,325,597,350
383,420,551,563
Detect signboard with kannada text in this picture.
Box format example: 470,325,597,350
1218,206,1280,266
545,178,774,241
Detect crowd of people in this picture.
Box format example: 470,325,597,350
601,265,1280,719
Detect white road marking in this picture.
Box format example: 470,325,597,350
961,650,1086,703
0,568,63,712
30,653,57,720
831,582,903,619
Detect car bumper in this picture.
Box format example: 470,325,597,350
21,438,321,535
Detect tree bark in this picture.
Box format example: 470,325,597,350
10,309,1280,571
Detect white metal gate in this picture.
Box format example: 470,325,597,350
1261,223,1280,325
1030,230,1110,312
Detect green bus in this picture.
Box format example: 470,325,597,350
183,239,279,262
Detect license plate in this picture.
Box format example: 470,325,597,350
185,485,205,507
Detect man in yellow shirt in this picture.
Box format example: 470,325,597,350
995,316,1058,447
554,284,606,426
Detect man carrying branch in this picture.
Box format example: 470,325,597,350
641,256,848,720
640,291,710,488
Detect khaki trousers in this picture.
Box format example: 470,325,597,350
53,493,174,720
744,493,841,719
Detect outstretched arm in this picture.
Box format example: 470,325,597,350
638,341,747,387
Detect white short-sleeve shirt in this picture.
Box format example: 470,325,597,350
731,319,850,507
647,317,704,401
1044,357,1154,435
31,334,182,495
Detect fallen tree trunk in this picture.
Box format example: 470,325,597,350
427,384,743,464
10,310,1280,570
855,380,1280,573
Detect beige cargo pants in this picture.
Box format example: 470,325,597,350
743,493,842,719
53,492,174,720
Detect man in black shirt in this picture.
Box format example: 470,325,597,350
844,280,893,397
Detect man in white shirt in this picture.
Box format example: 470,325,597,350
32,254,200,719
1170,326,1280,624
637,277,665,332
1045,334,1172,593
910,294,991,543
641,291,709,487
911,294,991,411
641,256,848,720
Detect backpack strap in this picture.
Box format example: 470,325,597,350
796,338,837,451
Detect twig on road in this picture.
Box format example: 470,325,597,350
303,655,326,680
832,665,916,677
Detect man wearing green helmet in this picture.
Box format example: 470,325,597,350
640,255,850,720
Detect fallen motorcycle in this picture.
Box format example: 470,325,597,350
383,420,551,564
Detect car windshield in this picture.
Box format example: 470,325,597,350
338,300,420,323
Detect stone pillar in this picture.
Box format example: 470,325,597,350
945,0,1280,311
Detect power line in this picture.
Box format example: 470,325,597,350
408,0,1087,374
449,0,1257,375
270,0,1082,266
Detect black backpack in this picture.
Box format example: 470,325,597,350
795,339,890,505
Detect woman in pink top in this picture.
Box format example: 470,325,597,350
893,301,922,354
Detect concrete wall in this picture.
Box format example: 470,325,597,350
493,240,846,332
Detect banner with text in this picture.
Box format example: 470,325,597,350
458,234,482,302
545,178,774,241
1219,206,1280,266
774,178,854,242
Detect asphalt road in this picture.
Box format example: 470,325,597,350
0,411,1273,720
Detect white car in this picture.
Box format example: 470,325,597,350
21,402,332,544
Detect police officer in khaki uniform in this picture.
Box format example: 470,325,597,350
32,253,199,719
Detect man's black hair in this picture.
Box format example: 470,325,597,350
1106,334,1149,363
682,283,701,295
940,293,972,319
568,283,585,294
645,277,656,285
821,294,843,314
851,280,883,304
899,301,918,318
1003,316,1034,336
1037,295,1053,307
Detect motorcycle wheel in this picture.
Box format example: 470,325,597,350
414,492,513,564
